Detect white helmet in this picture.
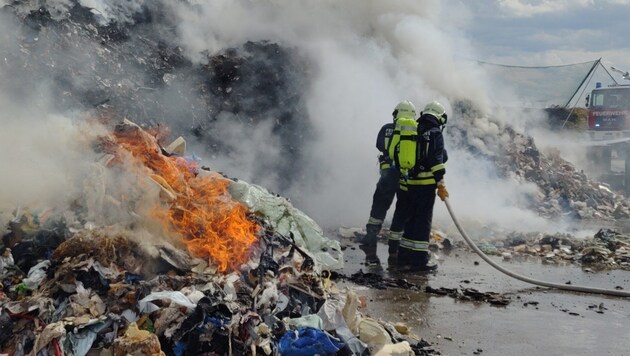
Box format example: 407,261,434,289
422,100,447,125
393,100,416,119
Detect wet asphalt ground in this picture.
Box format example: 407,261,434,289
335,238,630,356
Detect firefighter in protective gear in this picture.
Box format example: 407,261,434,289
356,100,417,256
395,100,449,272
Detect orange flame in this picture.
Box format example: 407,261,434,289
112,123,258,272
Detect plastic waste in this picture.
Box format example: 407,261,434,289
278,327,345,356
374,341,414,356
22,260,51,289
229,180,343,272
317,299,369,355
342,289,361,332
357,317,392,347
138,291,197,313
286,314,324,329
342,289,392,348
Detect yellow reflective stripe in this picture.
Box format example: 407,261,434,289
388,231,402,241
405,171,436,185
399,180,409,188
399,125,416,131
368,217,384,225
400,238,429,251
380,162,391,169
430,163,445,172
406,178,436,185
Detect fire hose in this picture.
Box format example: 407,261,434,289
443,198,630,298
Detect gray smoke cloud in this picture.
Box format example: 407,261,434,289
165,0,565,234
166,0,491,228
0,0,589,238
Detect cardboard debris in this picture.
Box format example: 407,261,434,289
164,137,186,157
113,322,166,356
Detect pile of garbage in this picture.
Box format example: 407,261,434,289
451,101,630,221
463,228,630,271
0,121,431,355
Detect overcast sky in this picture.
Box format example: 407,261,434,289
455,0,630,81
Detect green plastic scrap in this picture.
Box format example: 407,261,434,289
15,283,31,295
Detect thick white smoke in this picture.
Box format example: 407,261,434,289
0,0,583,237
0,11,160,235
167,0,563,233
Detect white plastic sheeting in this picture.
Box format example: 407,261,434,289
229,179,344,271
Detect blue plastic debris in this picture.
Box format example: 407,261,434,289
124,273,143,284
278,327,345,356
173,340,187,356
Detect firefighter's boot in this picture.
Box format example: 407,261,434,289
355,223,380,246
410,253,438,272
359,243,381,266
398,251,437,272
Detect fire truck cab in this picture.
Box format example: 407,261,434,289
587,83,630,141
585,81,630,193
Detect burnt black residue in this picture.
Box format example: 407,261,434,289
346,269,422,290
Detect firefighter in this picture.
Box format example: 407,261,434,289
396,100,449,272
355,100,417,261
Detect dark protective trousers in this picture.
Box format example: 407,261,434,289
367,167,400,225
397,185,436,266
387,187,411,243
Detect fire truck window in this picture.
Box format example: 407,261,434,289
593,93,604,106
607,95,621,107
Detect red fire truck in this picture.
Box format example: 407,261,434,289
587,84,630,141
587,68,630,141
585,69,630,192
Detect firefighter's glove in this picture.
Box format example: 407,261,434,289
437,181,449,201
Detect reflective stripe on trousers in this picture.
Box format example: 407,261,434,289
400,238,429,251
367,217,384,225
388,231,402,241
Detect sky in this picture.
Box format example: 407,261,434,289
459,0,630,77
0,0,621,238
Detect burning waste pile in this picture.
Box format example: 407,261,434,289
0,120,431,355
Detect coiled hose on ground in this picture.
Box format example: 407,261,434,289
443,198,630,298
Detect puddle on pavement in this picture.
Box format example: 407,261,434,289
337,239,630,356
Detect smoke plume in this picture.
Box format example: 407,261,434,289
0,0,590,238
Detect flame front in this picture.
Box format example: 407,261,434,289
113,124,258,272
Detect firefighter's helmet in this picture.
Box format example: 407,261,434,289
422,100,447,125
393,100,416,119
